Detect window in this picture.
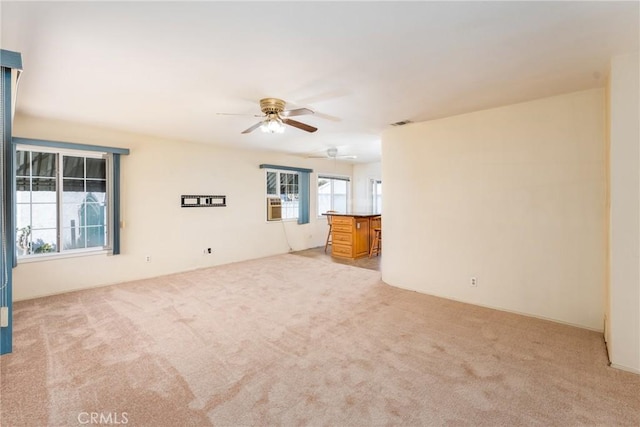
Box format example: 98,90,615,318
317,175,349,216
16,147,110,257
266,170,299,220
261,164,311,224
372,179,382,214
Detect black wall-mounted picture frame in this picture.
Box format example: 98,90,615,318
181,195,226,208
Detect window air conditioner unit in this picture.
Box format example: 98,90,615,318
267,197,282,221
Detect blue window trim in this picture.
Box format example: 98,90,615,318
260,164,313,224
298,172,310,224
13,137,129,256
112,154,122,254
0,49,23,70
13,137,130,155
1,59,18,355
259,164,312,174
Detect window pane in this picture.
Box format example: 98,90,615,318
16,177,30,193
63,196,106,228
32,181,56,202
32,152,57,177
16,151,30,176
32,192,56,203
16,204,31,229
62,203,83,229
318,195,331,215
372,180,382,214
334,180,347,194
90,193,106,204
64,178,85,192
334,195,347,212
63,156,84,178
86,158,106,179
82,202,106,226
86,181,107,204
318,180,331,193
266,172,277,195
32,178,56,192
86,180,106,194
31,203,57,229
16,225,32,256
30,229,57,254
85,226,106,248
282,200,299,219
62,227,83,250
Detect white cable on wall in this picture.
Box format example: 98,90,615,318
280,217,293,252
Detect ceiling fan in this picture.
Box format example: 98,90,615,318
217,98,318,134
307,147,357,160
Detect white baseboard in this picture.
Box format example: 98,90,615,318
610,363,640,375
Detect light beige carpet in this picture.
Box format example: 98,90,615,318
1,254,639,426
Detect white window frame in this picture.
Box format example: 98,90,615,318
15,144,113,261
317,173,350,217
265,169,300,222
371,178,382,214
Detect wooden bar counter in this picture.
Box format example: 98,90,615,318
324,212,381,260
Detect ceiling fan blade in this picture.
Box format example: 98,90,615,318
216,112,264,117
282,118,317,133
241,122,263,134
282,108,314,117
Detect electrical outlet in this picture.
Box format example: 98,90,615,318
207,248,212,254
145,255,151,262
470,277,477,287
203,248,212,254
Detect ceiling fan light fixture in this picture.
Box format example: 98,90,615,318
261,114,285,134
229,98,317,134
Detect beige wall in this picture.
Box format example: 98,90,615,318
352,162,382,212
608,52,640,373
13,115,352,300
381,89,607,330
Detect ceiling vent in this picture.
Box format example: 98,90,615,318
390,120,412,127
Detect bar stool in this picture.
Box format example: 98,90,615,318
324,210,337,253
369,227,382,257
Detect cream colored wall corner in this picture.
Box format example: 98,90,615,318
608,52,640,374
11,115,353,300
603,76,612,348
381,88,607,331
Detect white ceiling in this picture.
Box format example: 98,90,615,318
1,1,638,163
